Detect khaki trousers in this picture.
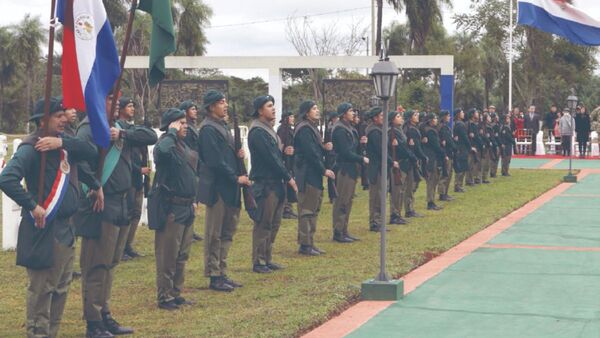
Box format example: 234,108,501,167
26,239,74,338
426,166,440,203
403,169,415,214
126,188,144,249
490,151,499,177
438,158,453,196
466,152,479,184
390,170,407,218
155,213,193,302
481,149,491,181
501,154,512,175
368,175,382,227
252,189,284,265
332,172,357,235
204,197,240,277
80,222,130,321
297,184,323,246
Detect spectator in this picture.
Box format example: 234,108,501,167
544,104,558,138
559,108,575,156
513,110,525,154
575,105,591,158
524,105,541,155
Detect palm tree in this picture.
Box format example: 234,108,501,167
173,0,212,56
0,27,18,126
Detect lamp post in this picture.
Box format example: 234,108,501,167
360,48,403,300
564,89,578,182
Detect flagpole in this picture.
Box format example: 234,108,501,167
37,0,58,203
97,0,138,181
508,0,514,114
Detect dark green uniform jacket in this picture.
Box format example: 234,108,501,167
404,122,428,163
197,116,241,208
276,122,295,175
153,129,197,227
468,121,483,151
0,131,97,269
453,120,471,173
332,120,363,180
500,124,516,157
438,122,456,159
183,118,202,201
293,119,326,192
390,126,417,173
248,119,291,201
422,125,445,172
76,117,157,237
366,123,393,184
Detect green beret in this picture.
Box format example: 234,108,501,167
298,100,316,119
160,108,186,131
388,111,400,122
337,102,353,116
425,112,438,123
440,110,450,118
403,109,415,121
366,106,383,119
453,108,463,117
203,90,226,110
119,97,136,109
280,111,293,123
30,97,64,122
467,108,477,120
179,100,197,113
252,95,275,117
327,111,340,120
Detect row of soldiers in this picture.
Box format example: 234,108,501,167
0,89,516,338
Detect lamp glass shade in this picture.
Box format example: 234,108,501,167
370,59,399,100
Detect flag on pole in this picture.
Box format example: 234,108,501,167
138,0,176,87
518,0,600,46
57,0,120,148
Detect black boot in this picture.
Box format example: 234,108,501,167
405,211,424,218
253,264,272,273
266,262,284,270
333,230,353,243
102,313,133,335
158,299,180,310
222,275,243,288
299,245,320,256
345,233,361,241
124,246,141,258
192,232,203,241
282,210,298,219
454,187,465,193
86,321,114,338
209,276,234,292
427,202,442,210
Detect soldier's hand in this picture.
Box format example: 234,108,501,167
284,146,294,156
110,127,120,141
91,187,105,212
32,205,46,229
422,137,428,143
363,157,369,164
35,137,63,152
169,120,182,131
141,167,151,175
237,175,251,186
393,161,400,169
288,178,298,193
360,136,368,144
469,132,474,138
324,142,333,151
392,139,399,146
409,139,415,146
453,136,459,141
324,169,335,180
238,149,245,159
471,147,477,153
442,140,446,146
445,156,449,161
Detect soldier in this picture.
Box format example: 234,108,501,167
331,102,369,241
366,107,398,231
248,95,298,273
118,97,149,260
421,113,446,210
466,109,483,186
294,100,335,256
403,110,427,218
437,110,456,201
453,108,472,193
197,90,250,292
152,108,197,310
276,111,298,219
388,110,416,225
480,113,493,184
0,98,97,338
179,100,203,242
500,114,516,176
324,111,339,204
489,111,501,178
77,93,157,338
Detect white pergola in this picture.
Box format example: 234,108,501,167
124,55,455,122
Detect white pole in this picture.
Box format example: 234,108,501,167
372,0,377,55
509,0,514,113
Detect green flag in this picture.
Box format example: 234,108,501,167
138,0,176,86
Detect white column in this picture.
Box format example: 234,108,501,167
269,68,283,130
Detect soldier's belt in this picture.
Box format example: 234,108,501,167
168,196,194,206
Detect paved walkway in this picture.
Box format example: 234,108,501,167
510,157,600,170
305,169,600,338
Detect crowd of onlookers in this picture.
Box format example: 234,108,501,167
498,104,593,157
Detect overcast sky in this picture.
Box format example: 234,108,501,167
3,0,600,79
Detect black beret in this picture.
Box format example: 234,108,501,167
30,97,64,122
298,100,316,119
160,108,186,131
203,90,226,110
179,100,197,112
440,110,450,117
252,95,275,117
119,97,136,109
280,111,293,123
337,102,353,116
327,111,340,120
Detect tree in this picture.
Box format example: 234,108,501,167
173,0,212,57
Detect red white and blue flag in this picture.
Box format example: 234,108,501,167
29,150,70,223
57,0,120,148
518,0,600,46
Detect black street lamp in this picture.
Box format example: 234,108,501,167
564,89,578,182
361,47,403,300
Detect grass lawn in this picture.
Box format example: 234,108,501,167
0,169,566,337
